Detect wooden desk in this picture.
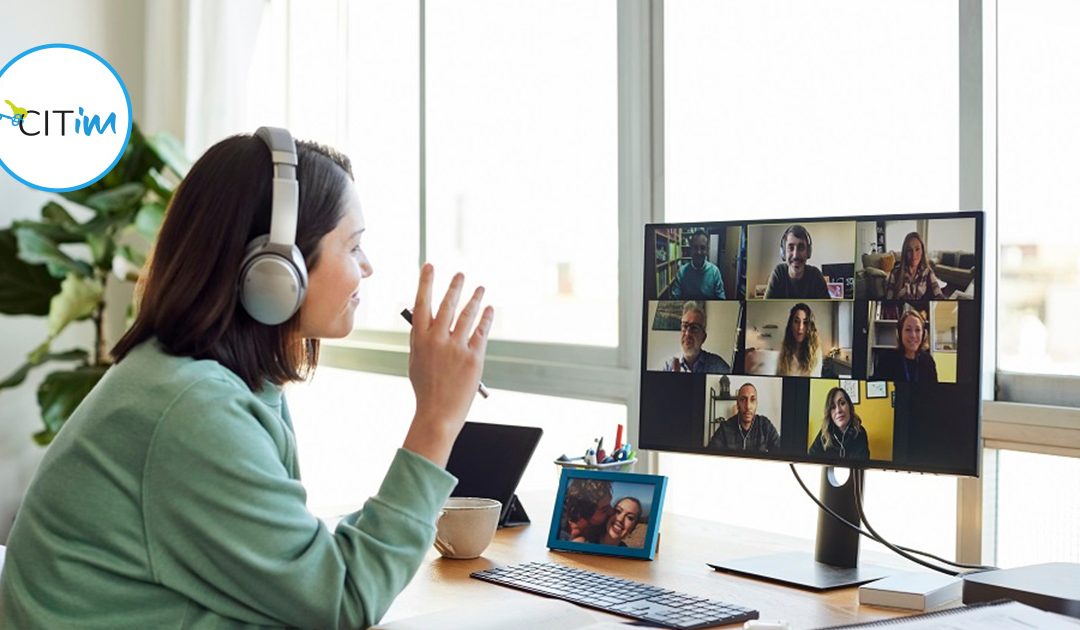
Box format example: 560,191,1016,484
380,493,911,628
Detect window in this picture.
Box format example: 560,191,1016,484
664,0,958,218
997,0,1080,378
425,0,619,346
991,450,1080,566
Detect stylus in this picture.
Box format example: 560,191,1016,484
400,308,490,399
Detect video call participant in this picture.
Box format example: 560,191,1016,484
885,232,945,300
778,302,822,377
872,310,939,383
671,229,726,299
808,387,870,460
594,497,643,547
707,383,781,452
764,224,830,299
663,301,732,373
0,132,494,629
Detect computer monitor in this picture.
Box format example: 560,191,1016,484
640,211,984,588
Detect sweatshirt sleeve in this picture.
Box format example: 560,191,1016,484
142,378,456,629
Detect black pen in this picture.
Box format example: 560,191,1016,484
400,308,490,399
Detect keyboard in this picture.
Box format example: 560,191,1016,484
471,561,759,629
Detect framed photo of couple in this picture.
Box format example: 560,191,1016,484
547,468,668,560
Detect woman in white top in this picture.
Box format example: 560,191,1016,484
777,302,822,377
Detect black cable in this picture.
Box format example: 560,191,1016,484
851,471,997,573
789,464,995,573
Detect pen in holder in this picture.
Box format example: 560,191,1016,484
553,442,637,472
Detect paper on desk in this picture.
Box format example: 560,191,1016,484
824,600,1080,629
372,597,631,630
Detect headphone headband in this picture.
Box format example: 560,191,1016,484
255,126,299,247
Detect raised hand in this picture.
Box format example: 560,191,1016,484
402,264,494,467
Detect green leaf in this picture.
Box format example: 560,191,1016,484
83,183,146,217
36,365,108,435
134,202,166,240
41,202,79,230
15,226,93,278
0,349,89,391
146,131,191,178
11,219,84,244
143,167,178,202
47,274,103,338
85,231,113,267
0,229,63,315
33,429,56,446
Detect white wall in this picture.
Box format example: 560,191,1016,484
884,219,918,252
927,217,976,253
645,300,741,370
746,221,857,293
0,0,148,543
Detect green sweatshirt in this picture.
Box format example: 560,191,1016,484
0,340,456,629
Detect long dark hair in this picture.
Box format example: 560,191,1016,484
112,133,354,390
778,303,820,375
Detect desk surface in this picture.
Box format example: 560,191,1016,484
380,492,915,629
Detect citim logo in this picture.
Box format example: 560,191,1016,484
0,44,132,192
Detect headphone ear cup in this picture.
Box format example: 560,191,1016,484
239,236,309,325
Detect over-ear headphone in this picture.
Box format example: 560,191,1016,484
779,224,813,260
238,127,308,325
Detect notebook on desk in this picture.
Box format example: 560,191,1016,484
445,422,542,528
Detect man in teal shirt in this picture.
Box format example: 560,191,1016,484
671,230,726,300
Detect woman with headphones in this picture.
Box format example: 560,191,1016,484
0,129,493,628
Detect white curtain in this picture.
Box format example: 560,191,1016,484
182,0,268,156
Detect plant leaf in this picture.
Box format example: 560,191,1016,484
146,131,191,178
41,202,79,230
47,274,103,338
0,349,89,391
83,183,146,217
0,228,62,315
37,365,108,435
11,219,84,244
15,226,93,278
134,202,166,240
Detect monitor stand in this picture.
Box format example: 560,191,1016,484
708,467,892,591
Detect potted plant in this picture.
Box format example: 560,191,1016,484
0,125,189,444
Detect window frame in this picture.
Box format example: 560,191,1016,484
314,0,1079,566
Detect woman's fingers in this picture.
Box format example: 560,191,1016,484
412,263,435,330
452,286,485,342
469,305,495,352
434,272,465,331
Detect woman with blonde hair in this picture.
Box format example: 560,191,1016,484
872,309,938,383
777,302,822,376
808,387,870,460
885,232,945,300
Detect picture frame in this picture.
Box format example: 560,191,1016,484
866,381,888,399
652,300,685,331
547,468,667,560
826,282,845,299
839,378,860,404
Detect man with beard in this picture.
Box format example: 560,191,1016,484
764,224,830,299
663,302,731,373
708,383,781,452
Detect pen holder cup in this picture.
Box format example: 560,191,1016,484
553,457,637,473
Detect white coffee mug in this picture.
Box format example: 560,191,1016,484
434,497,502,559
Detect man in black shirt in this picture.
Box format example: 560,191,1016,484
708,383,781,452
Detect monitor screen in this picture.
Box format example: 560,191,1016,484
640,212,983,476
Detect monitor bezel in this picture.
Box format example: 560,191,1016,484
639,210,984,477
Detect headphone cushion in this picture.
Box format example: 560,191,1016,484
239,236,308,325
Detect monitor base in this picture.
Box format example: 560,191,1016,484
709,551,892,591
